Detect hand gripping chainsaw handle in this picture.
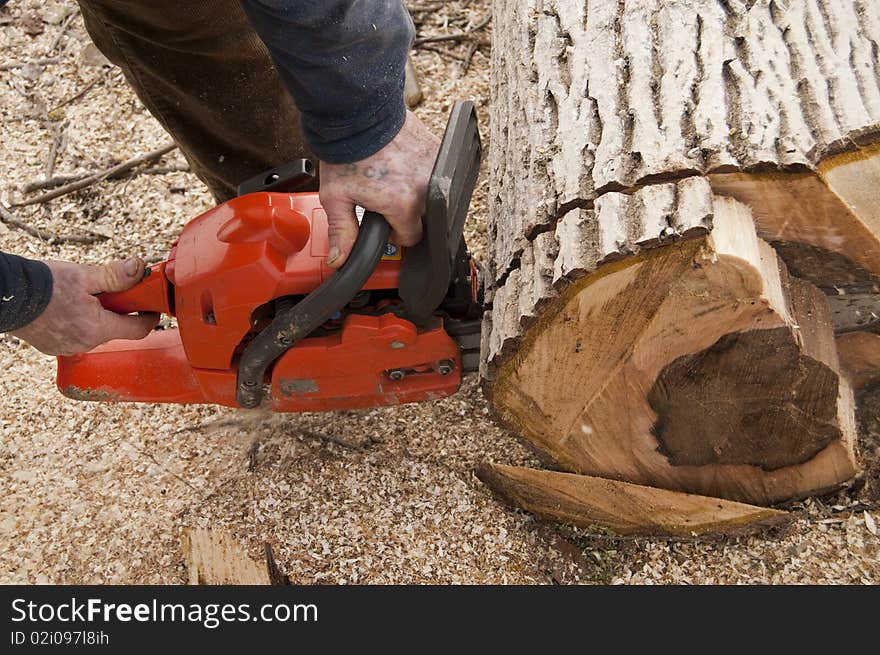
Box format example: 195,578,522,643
92,211,392,409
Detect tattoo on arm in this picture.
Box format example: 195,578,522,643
337,164,358,177
335,164,390,181
362,166,389,180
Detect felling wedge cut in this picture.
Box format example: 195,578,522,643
476,463,791,537
481,0,880,532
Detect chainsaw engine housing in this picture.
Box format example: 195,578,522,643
56,101,482,412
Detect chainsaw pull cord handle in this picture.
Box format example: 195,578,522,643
235,211,392,408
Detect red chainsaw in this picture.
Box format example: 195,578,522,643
56,101,483,412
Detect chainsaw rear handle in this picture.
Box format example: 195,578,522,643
235,211,392,408
97,262,172,315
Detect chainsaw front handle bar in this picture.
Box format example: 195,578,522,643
235,211,392,408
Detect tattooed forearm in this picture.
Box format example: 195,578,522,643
335,163,389,180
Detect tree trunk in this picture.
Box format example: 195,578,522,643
482,0,879,523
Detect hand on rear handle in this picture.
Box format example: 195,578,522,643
318,110,441,268
12,258,159,356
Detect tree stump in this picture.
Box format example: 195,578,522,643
481,0,880,527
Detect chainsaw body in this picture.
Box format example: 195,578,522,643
57,102,482,412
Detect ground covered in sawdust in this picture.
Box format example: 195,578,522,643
1,0,878,584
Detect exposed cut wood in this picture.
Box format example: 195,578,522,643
476,463,791,537
404,57,423,108
709,171,880,289
486,188,859,505
819,142,880,251
837,332,880,390
181,528,272,585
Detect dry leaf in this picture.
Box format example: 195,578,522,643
865,511,877,536
20,12,44,36
39,3,74,25
78,43,112,69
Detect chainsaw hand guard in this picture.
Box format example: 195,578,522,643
235,211,392,408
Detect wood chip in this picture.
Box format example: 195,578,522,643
865,511,877,536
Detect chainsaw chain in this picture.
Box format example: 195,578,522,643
445,318,482,373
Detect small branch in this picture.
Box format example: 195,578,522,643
0,57,63,72
0,202,107,245
21,163,189,194
416,44,470,63
413,14,491,46
49,75,104,113
44,121,68,180
141,164,190,175
300,428,365,451
21,173,89,193
407,2,447,11
47,12,77,55
12,143,178,206
460,40,480,75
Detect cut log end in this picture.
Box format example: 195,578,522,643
476,463,792,538
485,187,860,506
837,331,880,391
710,168,880,290
648,326,842,471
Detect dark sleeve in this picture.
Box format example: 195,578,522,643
0,253,53,332
239,0,415,164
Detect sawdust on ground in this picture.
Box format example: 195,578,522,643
1,0,878,585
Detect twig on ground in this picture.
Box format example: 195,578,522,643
44,121,68,180
416,44,470,63
49,75,104,113
413,14,491,46
21,163,189,194
407,2,447,12
0,57,63,72
47,12,77,55
300,429,365,451
22,173,88,193
12,143,178,207
0,201,108,245
141,164,190,176
460,40,480,75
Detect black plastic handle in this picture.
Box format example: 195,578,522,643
235,211,392,408
398,101,481,325
236,159,316,196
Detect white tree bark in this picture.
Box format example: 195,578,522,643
488,0,880,291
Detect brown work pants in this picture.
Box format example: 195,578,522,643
76,0,314,202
